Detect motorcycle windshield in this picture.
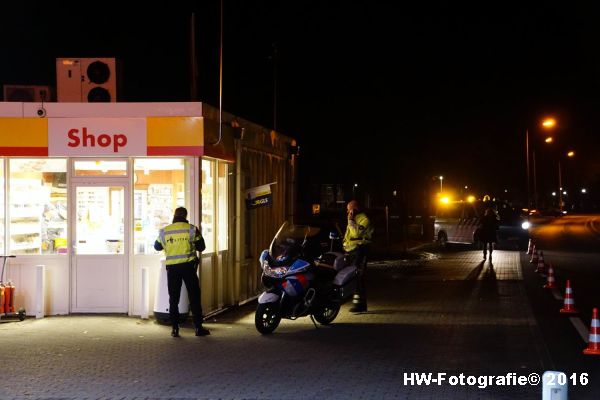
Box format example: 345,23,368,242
269,221,321,265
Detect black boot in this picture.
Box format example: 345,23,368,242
195,326,210,336
171,325,180,338
349,294,367,313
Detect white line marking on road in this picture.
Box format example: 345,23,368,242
570,317,589,343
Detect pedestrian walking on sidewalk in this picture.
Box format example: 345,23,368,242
154,207,210,337
478,207,499,262
343,200,374,312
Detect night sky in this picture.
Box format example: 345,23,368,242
2,2,600,208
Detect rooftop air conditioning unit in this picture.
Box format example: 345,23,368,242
3,85,54,102
56,57,118,102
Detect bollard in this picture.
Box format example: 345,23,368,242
141,266,149,320
35,264,45,319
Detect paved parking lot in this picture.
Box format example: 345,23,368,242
0,250,581,399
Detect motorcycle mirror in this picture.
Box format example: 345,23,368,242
259,249,269,264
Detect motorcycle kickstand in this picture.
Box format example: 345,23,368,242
309,314,319,329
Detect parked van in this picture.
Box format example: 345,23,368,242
434,200,530,250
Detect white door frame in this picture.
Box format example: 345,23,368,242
69,158,131,313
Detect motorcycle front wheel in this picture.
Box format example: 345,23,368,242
313,303,340,325
255,302,281,334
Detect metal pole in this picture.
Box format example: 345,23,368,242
385,205,390,247
217,0,223,145
558,161,563,212
273,42,278,131
189,13,198,101
533,150,538,209
526,129,530,207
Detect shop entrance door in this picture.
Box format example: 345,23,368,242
71,182,129,312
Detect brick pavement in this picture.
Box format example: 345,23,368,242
0,249,559,399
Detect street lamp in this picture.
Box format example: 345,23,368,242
527,117,557,209
439,176,443,193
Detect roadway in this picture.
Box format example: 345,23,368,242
527,214,600,332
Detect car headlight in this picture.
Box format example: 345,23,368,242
521,221,531,230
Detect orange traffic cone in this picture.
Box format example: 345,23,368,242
530,248,538,264
543,263,556,289
583,308,600,355
559,280,578,314
535,251,546,274
526,239,534,255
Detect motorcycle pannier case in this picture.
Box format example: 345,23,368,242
333,266,357,301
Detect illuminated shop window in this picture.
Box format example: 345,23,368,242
201,159,229,253
217,161,229,251
0,160,4,254
9,159,67,255
201,159,215,253
133,158,187,255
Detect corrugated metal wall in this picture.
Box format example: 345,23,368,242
240,148,289,299
201,103,296,306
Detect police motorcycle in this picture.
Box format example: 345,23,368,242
255,221,358,334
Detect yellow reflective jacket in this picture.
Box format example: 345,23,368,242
157,222,201,265
343,212,374,252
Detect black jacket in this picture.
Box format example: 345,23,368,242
479,213,499,243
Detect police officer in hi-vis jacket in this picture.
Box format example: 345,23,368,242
343,200,374,313
154,207,209,337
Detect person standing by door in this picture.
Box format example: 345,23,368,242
154,207,209,337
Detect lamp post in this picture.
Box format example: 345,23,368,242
439,176,443,193
527,118,556,209
558,150,575,213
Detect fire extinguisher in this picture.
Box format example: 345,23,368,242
6,281,15,313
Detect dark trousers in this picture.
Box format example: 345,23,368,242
483,242,494,257
166,260,203,327
347,245,369,305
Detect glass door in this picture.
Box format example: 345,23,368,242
71,183,129,312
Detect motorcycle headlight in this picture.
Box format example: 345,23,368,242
265,264,289,277
521,221,531,230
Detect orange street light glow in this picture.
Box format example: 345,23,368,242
542,118,556,128
467,195,475,203
440,196,450,204
545,137,553,143
567,151,575,157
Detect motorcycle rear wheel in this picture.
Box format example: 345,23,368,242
255,302,281,334
313,303,340,325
